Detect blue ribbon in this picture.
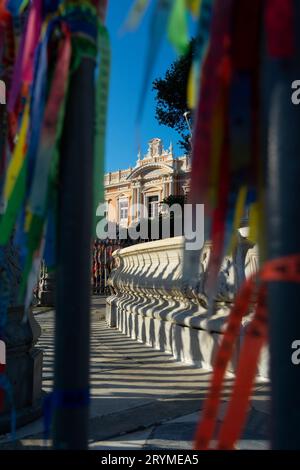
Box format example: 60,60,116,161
5,0,28,16
42,0,62,17
193,0,213,86
137,0,174,123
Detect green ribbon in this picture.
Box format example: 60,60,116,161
0,163,27,246
93,23,110,233
168,0,190,55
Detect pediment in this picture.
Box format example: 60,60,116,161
127,163,173,181
143,168,169,179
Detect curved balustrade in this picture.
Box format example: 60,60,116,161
106,230,268,379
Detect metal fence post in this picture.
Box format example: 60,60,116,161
264,1,300,449
53,54,95,449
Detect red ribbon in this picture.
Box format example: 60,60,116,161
265,0,294,58
194,254,300,450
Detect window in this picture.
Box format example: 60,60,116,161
147,195,159,218
119,198,128,224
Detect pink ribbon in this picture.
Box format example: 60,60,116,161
8,0,42,112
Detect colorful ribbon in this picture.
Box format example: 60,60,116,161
0,1,111,322
194,254,300,450
168,0,189,55
122,0,150,32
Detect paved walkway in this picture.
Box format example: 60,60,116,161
0,298,270,449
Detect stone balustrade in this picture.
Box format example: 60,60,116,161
106,230,268,380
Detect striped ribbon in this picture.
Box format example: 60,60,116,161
194,254,300,450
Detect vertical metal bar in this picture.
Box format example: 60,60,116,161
265,1,300,449
53,55,95,449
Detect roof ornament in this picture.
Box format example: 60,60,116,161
148,138,163,158
137,147,142,165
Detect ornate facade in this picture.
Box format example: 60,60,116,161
104,138,191,227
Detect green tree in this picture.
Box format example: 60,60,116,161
152,39,195,152
161,194,187,209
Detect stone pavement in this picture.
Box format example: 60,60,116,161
0,297,270,450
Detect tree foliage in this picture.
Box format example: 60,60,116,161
162,194,187,208
152,39,195,152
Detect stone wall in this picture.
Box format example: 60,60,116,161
106,232,269,380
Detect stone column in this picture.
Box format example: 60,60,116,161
0,240,43,434
169,177,174,196
131,186,135,223
136,183,142,219
162,178,167,200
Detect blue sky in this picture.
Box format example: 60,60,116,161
105,0,189,173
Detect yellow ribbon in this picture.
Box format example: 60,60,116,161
187,63,197,109
3,103,30,203
186,0,202,17
248,201,259,245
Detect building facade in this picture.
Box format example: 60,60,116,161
104,138,191,227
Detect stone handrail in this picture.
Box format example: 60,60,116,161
106,231,268,379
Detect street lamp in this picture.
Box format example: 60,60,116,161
183,111,192,137
183,111,192,163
